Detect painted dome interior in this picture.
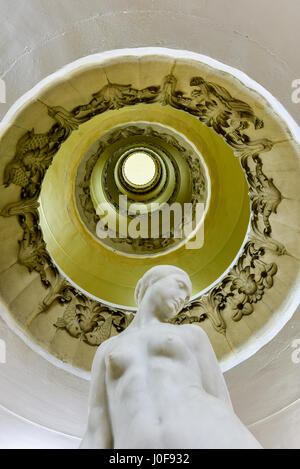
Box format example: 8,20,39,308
0,49,299,375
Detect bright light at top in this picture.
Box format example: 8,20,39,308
123,151,156,186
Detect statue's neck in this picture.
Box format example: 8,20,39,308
129,300,162,329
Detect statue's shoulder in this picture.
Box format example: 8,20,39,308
94,335,117,360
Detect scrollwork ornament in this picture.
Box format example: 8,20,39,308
1,71,286,342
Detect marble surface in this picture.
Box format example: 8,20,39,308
80,266,261,449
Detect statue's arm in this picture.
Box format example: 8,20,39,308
189,325,233,409
79,345,113,449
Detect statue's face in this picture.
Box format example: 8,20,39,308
147,272,191,321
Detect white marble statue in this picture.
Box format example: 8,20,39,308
80,265,261,449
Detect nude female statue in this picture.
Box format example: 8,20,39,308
80,265,261,449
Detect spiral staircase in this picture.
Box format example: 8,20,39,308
0,0,299,449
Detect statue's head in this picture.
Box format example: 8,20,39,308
134,265,192,321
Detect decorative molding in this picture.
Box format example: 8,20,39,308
0,72,284,342
54,295,134,345
76,123,207,254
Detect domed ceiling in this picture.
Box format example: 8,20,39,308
0,48,299,375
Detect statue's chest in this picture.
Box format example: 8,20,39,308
105,331,191,381
147,333,190,361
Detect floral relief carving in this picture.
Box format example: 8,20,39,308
0,71,285,341
54,295,134,345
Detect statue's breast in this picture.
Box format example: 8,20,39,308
105,331,194,383
147,333,191,361
106,349,135,380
